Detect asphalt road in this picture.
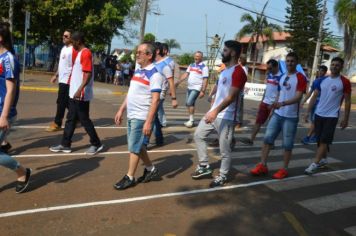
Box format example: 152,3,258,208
1,80,356,236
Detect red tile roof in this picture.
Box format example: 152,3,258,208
238,32,290,43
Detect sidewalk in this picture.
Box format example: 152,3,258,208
20,72,128,96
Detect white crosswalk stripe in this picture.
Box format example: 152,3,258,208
298,190,356,214
344,226,356,236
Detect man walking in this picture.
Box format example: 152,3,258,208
0,22,31,193
150,42,178,147
240,59,282,145
113,42,163,190
304,57,351,174
192,40,247,187
49,31,103,155
175,51,209,128
250,52,307,179
46,29,77,132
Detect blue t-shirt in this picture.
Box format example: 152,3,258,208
310,76,327,106
0,51,20,118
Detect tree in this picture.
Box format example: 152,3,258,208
334,0,356,74
0,0,135,70
143,33,156,42
236,0,282,81
163,38,181,50
285,0,330,67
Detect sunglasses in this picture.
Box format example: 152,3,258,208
63,35,70,38
283,76,290,86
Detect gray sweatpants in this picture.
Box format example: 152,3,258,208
194,118,235,177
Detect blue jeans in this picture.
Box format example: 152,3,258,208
264,113,298,151
186,89,200,106
0,116,20,171
152,99,164,145
127,119,149,154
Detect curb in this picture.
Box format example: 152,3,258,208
20,86,127,96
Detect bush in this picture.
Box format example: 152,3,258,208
178,53,194,65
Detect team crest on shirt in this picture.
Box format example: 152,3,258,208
331,85,337,92
285,83,291,90
222,77,227,84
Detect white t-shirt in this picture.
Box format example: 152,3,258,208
69,48,94,101
186,62,209,91
127,64,164,120
274,72,307,118
315,75,351,118
263,72,283,105
155,59,173,99
209,64,247,121
164,56,175,71
58,45,77,84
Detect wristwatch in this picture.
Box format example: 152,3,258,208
171,97,177,100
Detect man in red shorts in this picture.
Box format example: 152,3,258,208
240,59,282,145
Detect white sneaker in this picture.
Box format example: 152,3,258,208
317,158,328,169
304,162,318,175
184,120,194,128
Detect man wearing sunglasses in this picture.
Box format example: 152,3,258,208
250,52,307,179
46,29,78,132
113,42,164,190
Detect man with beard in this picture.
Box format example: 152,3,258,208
192,40,247,187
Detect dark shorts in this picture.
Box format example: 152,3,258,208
314,114,338,144
255,102,272,125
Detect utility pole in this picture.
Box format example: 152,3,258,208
310,0,327,85
9,0,14,32
139,0,149,43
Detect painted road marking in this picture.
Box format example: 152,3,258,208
11,141,356,159
298,190,356,214
344,226,356,236
267,169,356,191
283,211,308,236
233,157,342,173
1,168,356,219
230,147,313,159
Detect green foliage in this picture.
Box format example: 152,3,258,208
1,0,135,47
334,0,356,73
285,0,331,67
143,33,156,42
120,53,134,63
163,38,181,50
178,53,194,65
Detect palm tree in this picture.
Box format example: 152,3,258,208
334,0,356,74
163,38,181,50
236,0,282,82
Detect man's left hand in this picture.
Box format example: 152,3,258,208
204,110,218,124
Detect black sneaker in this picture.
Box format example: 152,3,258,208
113,175,136,190
16,168,32,193
0,142,12,153
191,165,212,179
209,175,227,188
137,168,160,183
239,138,253,146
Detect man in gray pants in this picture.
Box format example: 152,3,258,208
192,40,247,187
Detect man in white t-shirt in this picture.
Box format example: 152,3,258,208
149,42,178,147
240,59,282,145
113,42,164,190
175,51,209,128
304,57,351,174
46,30,78,132
192,40,247,187
49,31,103,155
250,52,307,179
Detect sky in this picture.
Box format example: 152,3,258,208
111,0,342,54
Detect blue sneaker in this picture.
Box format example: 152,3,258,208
301,136,310,145
309,136,318,143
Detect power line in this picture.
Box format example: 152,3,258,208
217,0,286,24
